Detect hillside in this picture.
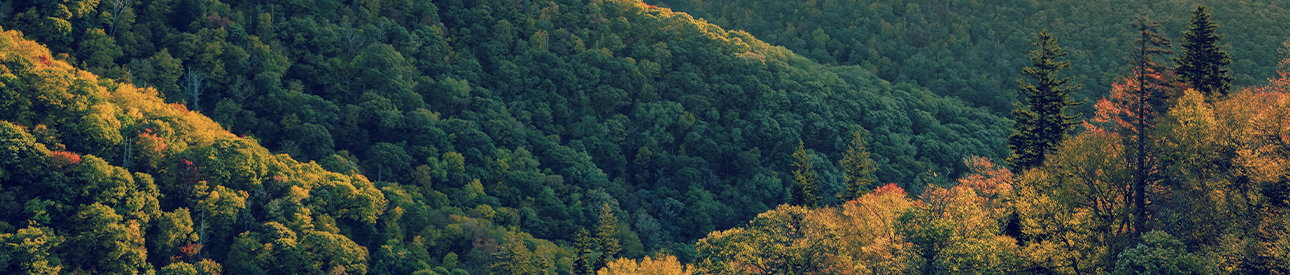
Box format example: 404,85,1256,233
0,0,1009,273
655,0,1290,114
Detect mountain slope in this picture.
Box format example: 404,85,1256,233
1,0,1010,272
654,0,1290,114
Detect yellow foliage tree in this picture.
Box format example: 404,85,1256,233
598,253,692,275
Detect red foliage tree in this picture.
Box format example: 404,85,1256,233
1090,66,1185,135
169,102,189,112
49,150,81,172
872,183,905,197
1249,70,1290,94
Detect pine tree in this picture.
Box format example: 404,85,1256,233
1175,5,1232,99
1006,30,1084,170
594,203,621,271
572,228,597,275
791,140,821,207
837,131,876,202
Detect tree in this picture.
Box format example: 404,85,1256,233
490,236,545,275
1111,231,1212,274
0,225,64,274
0,121,50,183
595,203,622,270
1280,38,1290,72
129,49,184,100
900,178,1019,274
837,131,876,202
693,204,844,274
105,0,131,37
181,66,209,112
598,253,692,275
791,140,821,207
573,228,597,275
837,184,918,273
158,262,198,275
1175,5,1232,99
287,123,335,160
365,142,412,182
1127,16,1173,238
1007,30,1084,170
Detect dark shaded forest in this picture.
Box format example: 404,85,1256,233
1,0,1289,274
656,0,1290,115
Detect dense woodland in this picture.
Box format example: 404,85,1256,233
656,0,1290,115
1,0,1289,274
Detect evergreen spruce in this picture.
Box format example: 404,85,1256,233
791,140,821,207
1006,30,1084,170
1176,5,1232,98
594,203,621,271
837,131,877,202
572,228,597,275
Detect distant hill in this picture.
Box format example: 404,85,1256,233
655,0,1290,115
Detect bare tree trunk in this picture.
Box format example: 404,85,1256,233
109,0,129,37
181,67,208,112
122,137,132,168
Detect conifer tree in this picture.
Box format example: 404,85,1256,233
594,203,621,271
837,131,876,202
1175,5,1232,99
1006,30,1084,170
1129,16,1173,238
791,140,821,207
572,228,597,275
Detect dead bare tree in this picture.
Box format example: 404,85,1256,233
181,67,209,112
108,0,130,37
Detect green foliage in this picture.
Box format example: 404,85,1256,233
837,131,876,202
694,204,843,275
0,121,49,182
791,140,821,207
12,0,1017,260
573,228,596,275
655,0,1290,116
0,0,1101,270
595,203,622,270
1007,30,1083,170
1111,231,1212,275
0,225,64,274
1175,5,1233,98
129,49,184,100
489,235,550,275
158,262,198,275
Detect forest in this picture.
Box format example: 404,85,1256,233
655,0,1290,115
0,0,1288,274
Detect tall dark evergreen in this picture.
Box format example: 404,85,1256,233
837,131,877,202
1130,16,1173,238
1006,30,1084,170
1175,5,1233,98
791,140,821,207
594,203,621,271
